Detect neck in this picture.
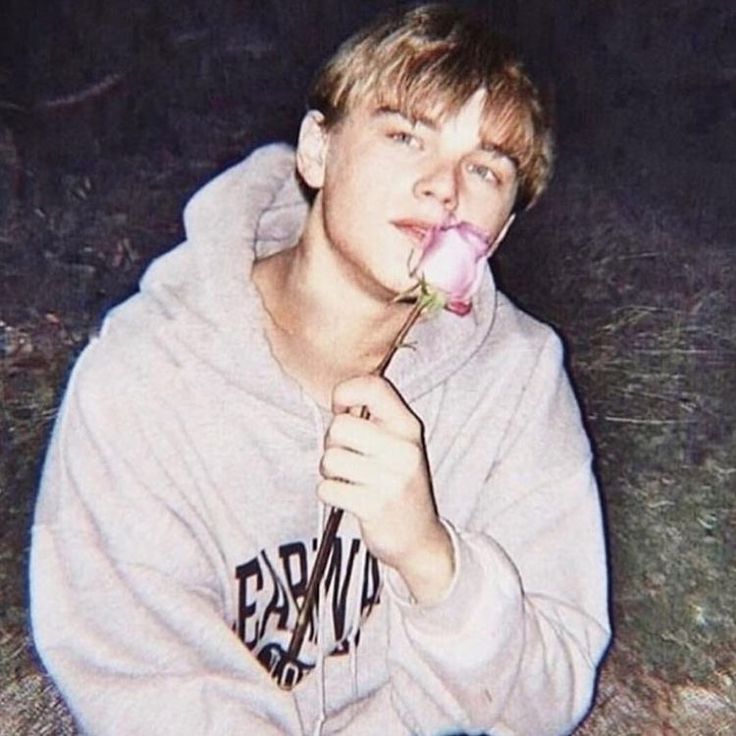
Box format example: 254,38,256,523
258,247,411,364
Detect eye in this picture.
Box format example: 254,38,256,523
467,162,501,186
388,130,422,149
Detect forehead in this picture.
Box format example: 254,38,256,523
359,86,528,165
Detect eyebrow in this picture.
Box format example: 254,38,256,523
372,106,519,169
372,106,437,129
479,142,519,169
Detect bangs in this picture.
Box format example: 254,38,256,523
308,5,554,209
359,53,540,192
360,43,487,122
480,81,538,174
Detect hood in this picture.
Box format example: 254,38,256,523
135,143,499,406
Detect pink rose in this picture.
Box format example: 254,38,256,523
412,218,491,315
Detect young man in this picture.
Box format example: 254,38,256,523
31,5,610,735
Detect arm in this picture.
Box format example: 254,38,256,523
30,352,296,736
318,333,610,735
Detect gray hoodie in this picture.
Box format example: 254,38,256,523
30,144,610,735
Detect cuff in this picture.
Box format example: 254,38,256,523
384,520,522,637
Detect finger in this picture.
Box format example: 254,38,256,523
320,446,376,486
332,376,420,440
317,478,376,521
324,413,395,456
326,415,424,476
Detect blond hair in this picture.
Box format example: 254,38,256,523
308,3,554,210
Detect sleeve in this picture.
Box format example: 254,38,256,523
29,350,297,736
348,332,610,736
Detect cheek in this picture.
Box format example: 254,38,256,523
321,175,368,247
321,139,410,239
462,188,515,235
328,168,391,225
325,149,371,203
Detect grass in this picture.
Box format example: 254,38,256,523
494,141,735,731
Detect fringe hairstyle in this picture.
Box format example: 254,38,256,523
308,3,554,211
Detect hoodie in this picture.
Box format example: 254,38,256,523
30,144,610,736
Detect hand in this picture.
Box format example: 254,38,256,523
318,375,454,604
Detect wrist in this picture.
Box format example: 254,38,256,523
397,521,455,606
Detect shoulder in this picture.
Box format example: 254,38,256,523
486,291,565,374
66,295,181,425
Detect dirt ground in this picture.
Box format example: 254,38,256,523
1,2,735,734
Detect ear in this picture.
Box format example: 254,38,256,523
487,213,516,257
296,110,328,190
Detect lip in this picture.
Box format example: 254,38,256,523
391,219,437,246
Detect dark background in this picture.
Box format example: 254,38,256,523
1,1,734,733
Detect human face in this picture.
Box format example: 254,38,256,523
298,89,519,300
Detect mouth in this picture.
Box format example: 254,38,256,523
391,219,436,247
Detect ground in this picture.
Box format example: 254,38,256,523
1,2,734,734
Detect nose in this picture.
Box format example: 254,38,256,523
413,161,458,212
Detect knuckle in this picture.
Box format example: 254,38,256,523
370,374,388,391
362,375,387,403
316,479,331,502
320,447,338,476
318,478,344,507
324,420,339,447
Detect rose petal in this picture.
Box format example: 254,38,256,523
446,300,472,316
412,219,491,313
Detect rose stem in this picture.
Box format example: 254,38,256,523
281,298,426,681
